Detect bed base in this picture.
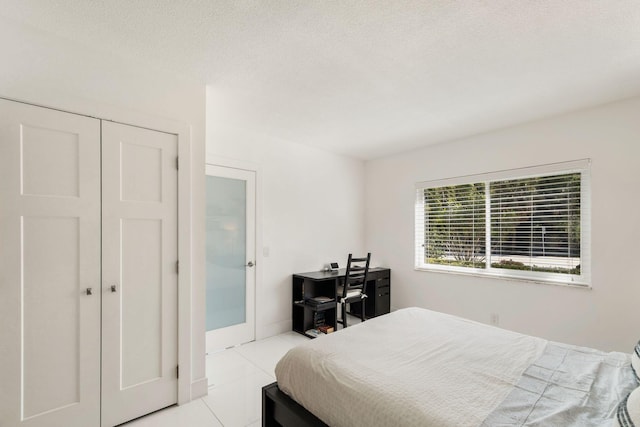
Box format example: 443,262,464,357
262,382,328,427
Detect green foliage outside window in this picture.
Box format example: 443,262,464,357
424,183,486,268
423,173,581,276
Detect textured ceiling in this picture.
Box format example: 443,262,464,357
2,1,640,159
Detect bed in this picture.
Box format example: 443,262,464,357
263,307,638,426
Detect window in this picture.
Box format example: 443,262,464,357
415,160,590,286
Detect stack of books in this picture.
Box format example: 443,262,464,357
304,329,321,338
318,325,334,334
313,311,325,328
304,325,334,338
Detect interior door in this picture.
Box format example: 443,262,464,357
101,122,179,427
205,165,256,352
0,99,101,427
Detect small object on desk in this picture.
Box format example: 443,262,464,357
329,262,339,271
318,325,334,334
305,328,321,338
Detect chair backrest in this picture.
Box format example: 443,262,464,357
341,253,371,299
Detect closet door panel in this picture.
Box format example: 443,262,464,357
22,216,81,418
0,99,101,427
101,121,178,427
120,218,163,388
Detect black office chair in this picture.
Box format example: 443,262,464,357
337,253,371,328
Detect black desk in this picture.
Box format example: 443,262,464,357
291,267,391,336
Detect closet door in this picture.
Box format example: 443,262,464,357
0,99,101,427
101,122,179,427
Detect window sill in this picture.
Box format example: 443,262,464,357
414,266,592,289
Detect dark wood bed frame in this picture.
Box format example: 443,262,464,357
262,382,329,427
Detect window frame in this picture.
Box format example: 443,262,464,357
414,160,591,287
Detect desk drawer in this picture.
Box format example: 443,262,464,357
374,279,390,316
375,278,390,290
376,286,390,298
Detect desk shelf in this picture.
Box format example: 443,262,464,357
292,275,337,337
294,300,336,312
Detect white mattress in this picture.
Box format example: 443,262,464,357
275,307,547,427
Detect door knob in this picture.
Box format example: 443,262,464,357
246,261,255,267
86,287,93,296
110,284,117,293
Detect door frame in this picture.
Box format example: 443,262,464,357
205,155,262,352
0,96,194,406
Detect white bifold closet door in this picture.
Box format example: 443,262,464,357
101,121,178,427
0,100,102,427
0,99,179,427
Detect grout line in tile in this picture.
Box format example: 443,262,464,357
244,415,260,427
232,336,289,379
203,370,274,427
200,396,226,426
206,347,250,390
204,332,303,424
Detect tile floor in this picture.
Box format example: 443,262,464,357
124,315,361,427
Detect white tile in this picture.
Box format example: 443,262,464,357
123,399,222,427
196,332,312,425
113,332,308,427
277,331,310,346
206,348,261,388
234,336,298,377
203,370,274,427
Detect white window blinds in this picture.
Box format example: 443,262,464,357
423,183,486,269
490,173,581,275
415,160,590,286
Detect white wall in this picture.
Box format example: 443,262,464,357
365,96,640,352
205,87,366,339
0,17,208,397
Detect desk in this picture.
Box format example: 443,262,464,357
291,267,391,337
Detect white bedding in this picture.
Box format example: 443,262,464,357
275,307,547,427
481,342,636,426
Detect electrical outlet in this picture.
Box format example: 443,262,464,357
490,313,500,326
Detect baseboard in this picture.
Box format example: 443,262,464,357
256,318,291,341
190,377,209,400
